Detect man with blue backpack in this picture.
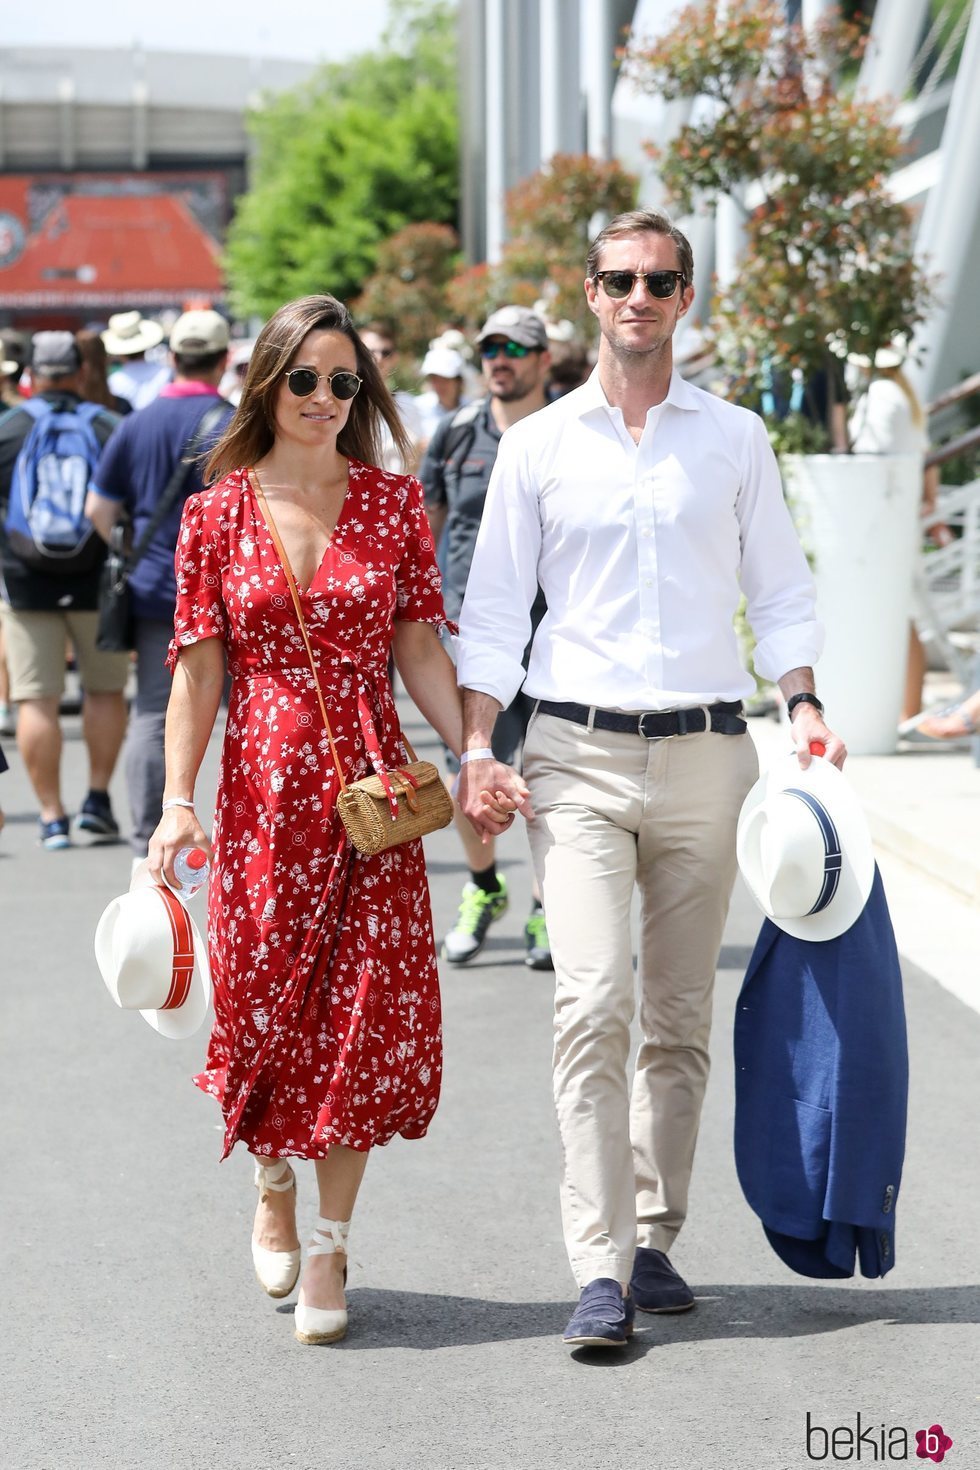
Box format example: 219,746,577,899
0,332,126,849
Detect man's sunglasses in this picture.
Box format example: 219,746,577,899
480,340,539,360
284,368,362,400
593,270,686,300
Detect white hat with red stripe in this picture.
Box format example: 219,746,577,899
94,880,211,1039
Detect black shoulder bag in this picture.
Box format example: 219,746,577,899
96,402,229,652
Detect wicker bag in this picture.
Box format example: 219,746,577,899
336,761,453,856
250,472,453,857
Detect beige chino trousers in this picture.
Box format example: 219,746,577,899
522,711,759,1288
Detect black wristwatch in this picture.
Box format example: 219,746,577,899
786,691,824,720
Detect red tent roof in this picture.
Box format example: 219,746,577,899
0,178,224,307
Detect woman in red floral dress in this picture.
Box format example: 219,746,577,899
148,296,530,1345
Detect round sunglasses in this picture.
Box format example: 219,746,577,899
593,270,686,300
284,367,362,400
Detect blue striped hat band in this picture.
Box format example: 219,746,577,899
783,788,842,915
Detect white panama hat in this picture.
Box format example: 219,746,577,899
94,877,211,1039
736,754,875,941
101,310,165,357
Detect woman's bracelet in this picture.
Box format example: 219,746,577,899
459,748,495,766
162,797,196,811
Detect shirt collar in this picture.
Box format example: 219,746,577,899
575,366,702,420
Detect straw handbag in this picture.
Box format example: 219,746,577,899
251,473,453,857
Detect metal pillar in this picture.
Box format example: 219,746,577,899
860,0,930,102
908,0,980,400
484,0,507,263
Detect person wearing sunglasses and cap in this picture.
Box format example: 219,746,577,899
455,209,844,1350
145,293,529,1347
85,310,234,866
420,305,554,971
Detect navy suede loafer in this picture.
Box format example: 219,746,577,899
562,1278,635,1348
630,1247,695,1314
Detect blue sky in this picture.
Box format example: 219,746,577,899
4,0,391,62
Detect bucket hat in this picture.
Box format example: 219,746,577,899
101,311,165,357
736,754,875,941
94,877,211,1039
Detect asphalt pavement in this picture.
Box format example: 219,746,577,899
1,699,978,1470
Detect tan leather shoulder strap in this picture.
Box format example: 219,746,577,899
248,469,348,791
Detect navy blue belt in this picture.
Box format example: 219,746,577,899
536,699,746,738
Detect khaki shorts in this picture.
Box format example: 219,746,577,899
0,605,130,701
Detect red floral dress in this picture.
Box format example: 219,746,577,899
167,461,450,1160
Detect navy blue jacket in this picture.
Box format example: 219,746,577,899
734,867,908,1278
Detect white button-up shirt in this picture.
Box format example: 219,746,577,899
456,369,822,711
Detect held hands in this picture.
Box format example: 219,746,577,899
790,705,847,770
147,807,213,891
457,757,535,842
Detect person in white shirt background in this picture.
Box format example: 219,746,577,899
359,320,424,473
847,341,950,729
101,312,172,410
455,207,845,1350
414,343,470,443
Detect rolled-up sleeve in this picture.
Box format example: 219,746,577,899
456,429,541,708
737,416,824,683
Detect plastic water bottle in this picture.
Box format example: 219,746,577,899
172,846,210,898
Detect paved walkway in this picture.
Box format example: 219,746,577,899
0,699,977,1469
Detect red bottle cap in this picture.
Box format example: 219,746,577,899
184,847,208,870
809,741,826,757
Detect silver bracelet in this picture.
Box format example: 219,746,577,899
459,747,495,766
162,797,195,811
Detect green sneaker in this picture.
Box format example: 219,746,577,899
523,908,554,971
442,876,509,964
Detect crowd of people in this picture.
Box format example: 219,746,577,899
0,303,591,924
0,207,962,1353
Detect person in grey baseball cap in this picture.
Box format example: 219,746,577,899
420,304,554,971
476,306,550,352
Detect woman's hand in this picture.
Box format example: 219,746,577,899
147,806,212,891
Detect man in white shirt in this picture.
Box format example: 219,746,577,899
455,209,844,1349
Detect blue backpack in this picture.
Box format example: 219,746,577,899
4,397,107,576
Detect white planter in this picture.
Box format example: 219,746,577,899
781,453,922,756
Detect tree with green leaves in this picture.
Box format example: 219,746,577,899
225,1,459,319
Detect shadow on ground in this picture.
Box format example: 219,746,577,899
273,1283,980,1355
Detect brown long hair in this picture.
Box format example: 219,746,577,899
75,329,118,411
204,294,411,483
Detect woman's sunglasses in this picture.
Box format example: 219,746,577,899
593,270,686,300
284,368,362,400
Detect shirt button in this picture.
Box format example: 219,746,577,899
644,579,653,587
642,529,651,538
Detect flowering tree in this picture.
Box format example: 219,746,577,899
446,154,638,340
354,223,461,360
624,0,936,449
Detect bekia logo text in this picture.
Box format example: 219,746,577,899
806,1413,953,1462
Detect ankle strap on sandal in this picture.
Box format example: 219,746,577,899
253,1158,295,1195
308,1217,350,1256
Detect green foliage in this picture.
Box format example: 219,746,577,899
353,223,462,360
225,0,459,320
624,0,937,450
445,154,639,340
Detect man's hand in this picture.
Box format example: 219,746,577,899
790,705,846,770
457,757,535,842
